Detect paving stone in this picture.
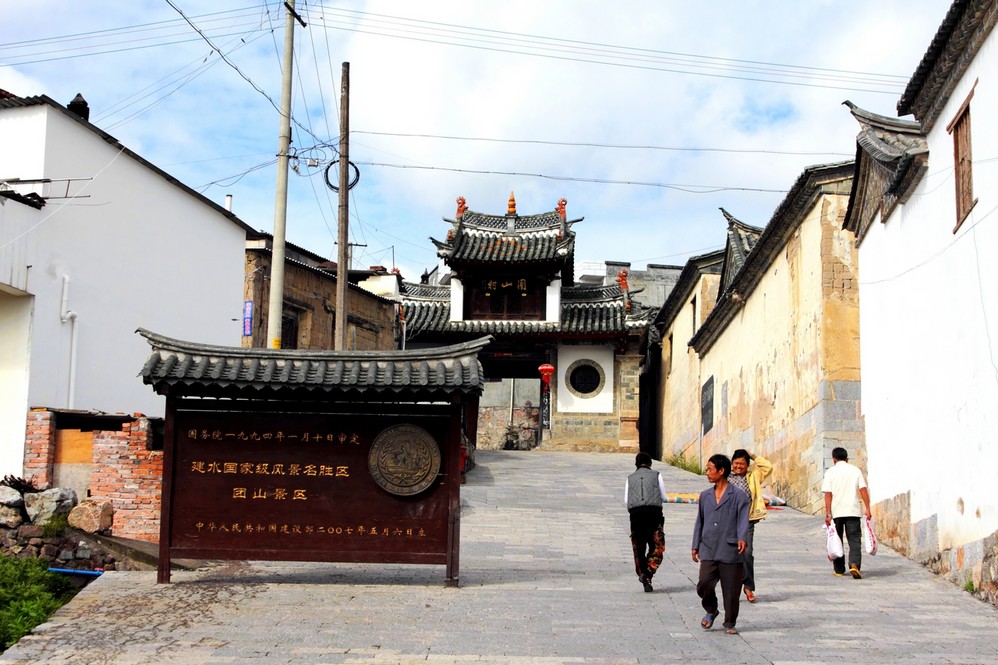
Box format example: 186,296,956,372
2,450,997,664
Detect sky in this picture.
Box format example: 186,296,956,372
1,1,950,283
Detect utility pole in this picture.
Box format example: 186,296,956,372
265,1,300,348
334,62,350,350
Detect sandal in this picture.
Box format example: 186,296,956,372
726,627,739,635
701,613,717,629
744,587,757,603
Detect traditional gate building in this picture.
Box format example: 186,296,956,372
399,195,653,451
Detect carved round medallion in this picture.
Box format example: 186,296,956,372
368,424,442,496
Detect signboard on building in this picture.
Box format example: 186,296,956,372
701,376,714,435
169,411,451,558
242,301,253,336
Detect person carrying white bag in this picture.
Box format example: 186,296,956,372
821,447,872,579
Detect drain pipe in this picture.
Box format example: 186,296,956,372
49,567,103,577
60,275,79,409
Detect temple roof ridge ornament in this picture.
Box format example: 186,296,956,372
507,192,516,216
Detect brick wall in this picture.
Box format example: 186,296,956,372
22,408,55,488
22,409,163,542
90,418,163,542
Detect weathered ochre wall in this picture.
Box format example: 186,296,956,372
657,188,861,513
696,191,860,513
657,275,720,466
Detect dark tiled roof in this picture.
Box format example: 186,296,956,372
445,228,574,264
718,208,763,294
842,102,929,242
137,328,490,399
401,283,451,300
897,0,998,130
460,209,565,230
431,208,579,267
399,283,651,339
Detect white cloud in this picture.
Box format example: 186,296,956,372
2,0,948,280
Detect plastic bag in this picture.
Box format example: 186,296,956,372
863,516,878,555
826,523,844,560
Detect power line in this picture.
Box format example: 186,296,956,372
4,5,911,95
352,130,853,157
354,160,788,193
162,0,327,147
303,5,909,94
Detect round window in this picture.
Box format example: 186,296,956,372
565,359,605,398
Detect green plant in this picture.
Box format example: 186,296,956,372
964,579,975,593
41,514,69,539
665,450,703,474
0,554,77,651
0,476,36,494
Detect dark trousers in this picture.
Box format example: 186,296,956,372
629,507,665,580
697,559,743,628
832,516,862,574
742,520,758,591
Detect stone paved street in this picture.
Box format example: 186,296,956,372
3,450,997,664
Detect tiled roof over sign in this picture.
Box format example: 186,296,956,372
138,328,490,398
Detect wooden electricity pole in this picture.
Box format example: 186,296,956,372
334,62,350,350
265,0,301,348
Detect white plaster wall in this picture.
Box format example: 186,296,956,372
858,34,998,551
0,291,32,477
450,276,464,320
546,277,561,321
556,344,613,413
0,104,247,434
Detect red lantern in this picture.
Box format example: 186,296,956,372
538,363,555,386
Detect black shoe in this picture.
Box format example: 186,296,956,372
641,575,653,592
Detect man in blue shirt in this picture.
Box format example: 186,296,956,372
692,453,749,634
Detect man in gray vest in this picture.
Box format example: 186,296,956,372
625,452,667,592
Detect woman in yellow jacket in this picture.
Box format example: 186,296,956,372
730,449,773,602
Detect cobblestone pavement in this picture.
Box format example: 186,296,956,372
3,450,997,664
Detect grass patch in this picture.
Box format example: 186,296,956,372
0,554,78,651
964,579,975,593
41,514,69,539
665,450,703,474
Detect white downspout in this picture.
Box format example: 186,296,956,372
60,275,78,409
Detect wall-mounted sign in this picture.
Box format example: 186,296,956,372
701,376,714,435
242,301,253,336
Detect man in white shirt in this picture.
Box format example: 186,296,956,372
625,452,667,592
821,447,872,578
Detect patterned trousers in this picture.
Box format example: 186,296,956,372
629,508,665,579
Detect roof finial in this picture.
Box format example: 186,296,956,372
617,269,631,312
507,192,516,216
456,196,467,218
556,198,567,220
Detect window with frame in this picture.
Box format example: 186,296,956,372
281,310,300,349
466,276,544,320
947,82,978,232
664,333,673,376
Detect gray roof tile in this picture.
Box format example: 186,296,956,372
399,283,651,339
138,328,490,398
